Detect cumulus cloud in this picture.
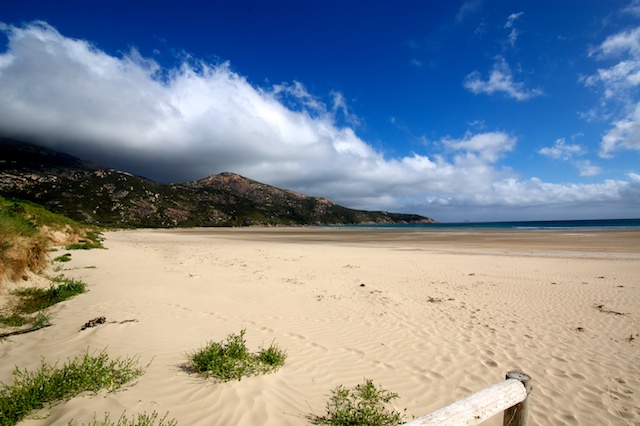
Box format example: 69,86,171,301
0,21,637,221
464,56,543,101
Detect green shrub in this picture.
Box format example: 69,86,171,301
187,328,286,381
0,349,147,426
257,341,287,370
312,379,406,426
69,411,176,426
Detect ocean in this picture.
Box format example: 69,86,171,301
349,218,640,230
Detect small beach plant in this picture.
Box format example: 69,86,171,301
68,411,177,426
0,349,147,426
53,253,73,263
311,378,406,426
187,328,286,381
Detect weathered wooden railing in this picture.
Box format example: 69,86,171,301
403,371,532,426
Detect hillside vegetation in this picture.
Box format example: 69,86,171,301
0,139,435,228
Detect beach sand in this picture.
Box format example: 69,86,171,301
1,228,639,425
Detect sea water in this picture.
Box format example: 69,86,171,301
346,218,640,230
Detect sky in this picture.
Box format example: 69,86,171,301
1,1,639,222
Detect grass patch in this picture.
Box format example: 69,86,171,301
68,411,177,426
53,253,72,263
12,277,86,315
0,313,26,328
66,231,104,250
0,349,147,426
311,379,406,426
187,328,286,382
0,277,85,329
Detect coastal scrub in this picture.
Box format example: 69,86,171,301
0,349,147,425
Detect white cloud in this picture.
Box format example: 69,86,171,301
442,131,515,162
490,178,628,205
330,91,361,127
504,12,524,47
584,28,640,98
539,138,602,176
624,0,640,17
583,26,640,157
596,27,640,58
600,103,640,157
464,57,543,101
456,0,482,24
539,138,585,160
576,160,602,177
0,21,636,222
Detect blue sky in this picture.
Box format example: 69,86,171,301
1,1,639,222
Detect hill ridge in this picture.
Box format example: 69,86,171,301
0,138,435,227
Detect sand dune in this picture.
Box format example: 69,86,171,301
1,228,638,425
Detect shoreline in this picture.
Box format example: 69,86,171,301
1,228,638,425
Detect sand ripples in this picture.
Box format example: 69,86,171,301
1,229,638,425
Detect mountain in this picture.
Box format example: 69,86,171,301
0,138,435,227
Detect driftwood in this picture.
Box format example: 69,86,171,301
79,316,138,331
0,323,52,338
80,316,107,331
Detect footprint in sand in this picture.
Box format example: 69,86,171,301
482,359,499,368
285,332,305,340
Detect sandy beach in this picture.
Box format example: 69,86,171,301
1,228,639,425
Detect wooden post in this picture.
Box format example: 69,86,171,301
503,371,531,426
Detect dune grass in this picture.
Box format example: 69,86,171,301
0,276,86,330
0,349,147,426
12,276,86,315
187,328,287,382
0,196,103,284
311,379,406,426
65,231,104,250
